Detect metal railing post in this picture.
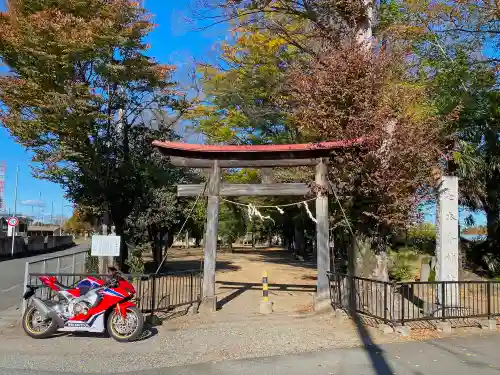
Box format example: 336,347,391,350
384,283,388,323
487,282,492,319
150,275,156,318
190,273,194,303
442,282,446,322
400,285,405,326
21,261,29,316
71,255,77,285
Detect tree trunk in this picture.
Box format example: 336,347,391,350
485,128,500,252
114,219,129,272
155,230,164,269
486,179,500,251
348,232,389,316
294,224,305,259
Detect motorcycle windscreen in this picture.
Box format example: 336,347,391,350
76,278,101,295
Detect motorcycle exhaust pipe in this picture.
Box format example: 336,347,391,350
30,297,65,327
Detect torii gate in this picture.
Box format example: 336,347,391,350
153,139,363,312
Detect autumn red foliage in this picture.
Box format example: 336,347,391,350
284,42,443,233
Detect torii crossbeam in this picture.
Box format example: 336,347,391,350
153,139,363,312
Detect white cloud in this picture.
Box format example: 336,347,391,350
20,200,45,207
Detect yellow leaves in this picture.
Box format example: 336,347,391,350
381,80,436,123
185,104,215,120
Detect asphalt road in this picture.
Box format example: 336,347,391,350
0,243,90,311
123,333,500,375
1,332,500,375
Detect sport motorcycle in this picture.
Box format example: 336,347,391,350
22,271,144,342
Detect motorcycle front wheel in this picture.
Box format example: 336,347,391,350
107,305,144,342
22,305,57,339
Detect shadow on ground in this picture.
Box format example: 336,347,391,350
215,281,316,310
345,252,395,375
43,325,159,341
145,246,317,274
144,259,241,274
229,247,318,269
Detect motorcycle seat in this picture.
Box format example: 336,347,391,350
53,280,71,291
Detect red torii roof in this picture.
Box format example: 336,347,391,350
152,138,364,160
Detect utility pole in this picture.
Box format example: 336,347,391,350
60,201,64,233
50,201,53,224
38,191,42,223
10,165,19,257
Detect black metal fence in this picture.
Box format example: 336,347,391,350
26,270,203,315
328,271,500,325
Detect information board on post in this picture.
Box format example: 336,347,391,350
91,235,121,257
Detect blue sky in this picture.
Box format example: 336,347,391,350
0,1,488,226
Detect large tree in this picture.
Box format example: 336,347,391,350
391,0,500,251
0,0,186,267
191,0,444,280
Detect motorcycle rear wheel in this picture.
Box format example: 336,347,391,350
107,306,144,342
22,305,57,339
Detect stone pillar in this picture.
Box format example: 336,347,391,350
201,160,220,312
315,158,330,312
436,176,459,306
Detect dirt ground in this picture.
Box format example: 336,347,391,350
158,246,318,314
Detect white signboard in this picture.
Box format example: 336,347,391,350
7,226,13,236
91,235,121,257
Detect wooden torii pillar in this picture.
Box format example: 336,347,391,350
153,140,363,312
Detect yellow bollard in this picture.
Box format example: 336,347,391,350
260,270,273,314
262,270,269,302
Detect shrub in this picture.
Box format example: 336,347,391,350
389,247,420,281
407,223,436,254
85,249,99,273
125,243,149,275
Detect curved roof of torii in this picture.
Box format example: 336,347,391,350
152,138,364,161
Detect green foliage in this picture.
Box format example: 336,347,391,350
125,243,148,274
389,247,420,281
376,0,406,35
405,1,500,248
428,263,436,282
219,202,247,248
188,28,299,146
407,223,436,254
85,249,99,273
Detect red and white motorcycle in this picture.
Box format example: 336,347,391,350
22,269,144,342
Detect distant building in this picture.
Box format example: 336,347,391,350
26,225,62,237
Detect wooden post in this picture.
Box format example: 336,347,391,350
315,158,330,312
201,160,220,311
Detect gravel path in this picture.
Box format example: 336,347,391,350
0,313,391,374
